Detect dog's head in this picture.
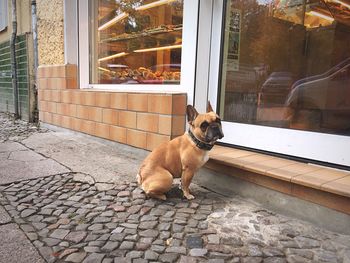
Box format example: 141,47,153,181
186,102,224,144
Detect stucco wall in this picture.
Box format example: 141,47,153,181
0,0,64,65
37,0,64,65
0,0,32,43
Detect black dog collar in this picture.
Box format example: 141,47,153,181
187,129,214,151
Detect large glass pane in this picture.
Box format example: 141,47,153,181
220,0,350,136
90,0,183,85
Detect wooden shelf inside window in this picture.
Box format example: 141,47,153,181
101,25,182,43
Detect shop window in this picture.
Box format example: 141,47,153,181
0,0,8,32
90,0,183,85
219,0,350,136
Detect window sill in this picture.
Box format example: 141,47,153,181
82,87,187,95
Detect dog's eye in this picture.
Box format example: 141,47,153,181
200,121,209,131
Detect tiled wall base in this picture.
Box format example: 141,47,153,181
37,65,187,151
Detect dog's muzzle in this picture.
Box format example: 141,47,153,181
206,124,224,142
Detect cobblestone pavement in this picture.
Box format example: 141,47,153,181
1,173,350,263
1,113,350,262
0,113,47,142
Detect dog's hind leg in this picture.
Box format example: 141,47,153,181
145,190,167,201
142,168,173,201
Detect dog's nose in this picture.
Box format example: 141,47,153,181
212,126,224,140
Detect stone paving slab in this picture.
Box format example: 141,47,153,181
8,149,46,162
0,223,45,263
1,173,349,263
0,204,11,224
0,134,70,185
0,155,70,185
21,129,148,184
0,141,28,152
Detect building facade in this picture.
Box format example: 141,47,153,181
0,0,64,121
0,0,35,120
34,0,350,167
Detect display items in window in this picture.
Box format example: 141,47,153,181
91,0,183,85
220,0,350,136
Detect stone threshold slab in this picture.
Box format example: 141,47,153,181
207,145,350,214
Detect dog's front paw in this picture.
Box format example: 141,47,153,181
184,193,195,200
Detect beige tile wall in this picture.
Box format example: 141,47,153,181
37,64,187,151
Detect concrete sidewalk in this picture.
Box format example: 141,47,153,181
1,113,350,263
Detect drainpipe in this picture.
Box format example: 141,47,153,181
31,0,38,74
31,0,39,122
10,0,19,119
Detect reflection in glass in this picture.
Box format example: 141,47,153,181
90,0,183,85
220,0,350,135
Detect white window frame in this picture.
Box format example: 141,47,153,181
0,0,8,32
64,0,78,65
78,0,198,103
198,0,350,167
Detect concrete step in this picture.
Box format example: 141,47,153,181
193,146,350,235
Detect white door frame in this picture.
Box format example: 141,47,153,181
199,0,350,167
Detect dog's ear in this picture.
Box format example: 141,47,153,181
207,101,214,113
186,105,199,125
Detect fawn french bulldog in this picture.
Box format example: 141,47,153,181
137,102,224,200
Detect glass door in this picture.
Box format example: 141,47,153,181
208,0,350,167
